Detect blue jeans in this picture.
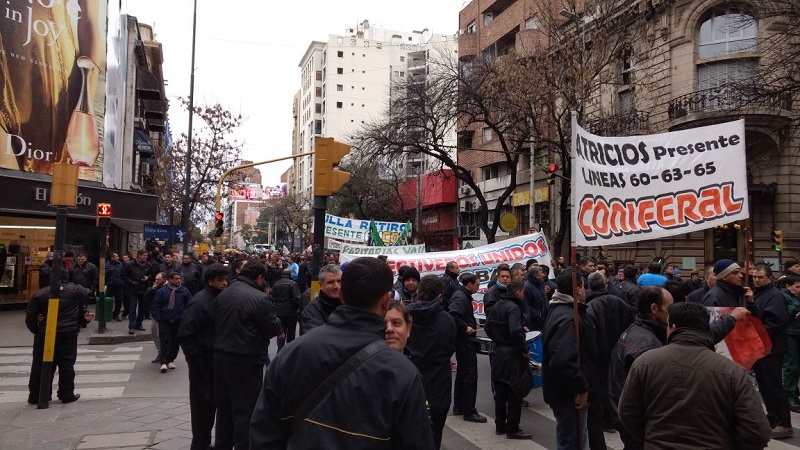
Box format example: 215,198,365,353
551,402,589,450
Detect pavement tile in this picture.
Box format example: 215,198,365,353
130,412,171,425
152,427,190,441
73,431,153,449
150,436,192,450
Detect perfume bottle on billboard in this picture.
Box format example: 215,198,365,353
65,56,100,167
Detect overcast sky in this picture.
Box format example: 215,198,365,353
124,0,466,186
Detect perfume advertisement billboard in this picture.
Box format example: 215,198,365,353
0,0,108,182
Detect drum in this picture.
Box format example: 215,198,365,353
526,331,543,388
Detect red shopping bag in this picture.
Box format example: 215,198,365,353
723,314,772,371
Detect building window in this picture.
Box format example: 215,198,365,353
525,17,539,30
337,51,343,57
621,49,636,85
337,67,344,74
697,59,758,90
482,127,492,142
466,21,476,34
315,103,322,114
482,165,498,181
315,71,322,81
619,89,634,115
484,13,494,26
698,9,756,59
314,120,322,135
336,84,343,91
336,102,343,108
315,87,322,97
400,56,405,62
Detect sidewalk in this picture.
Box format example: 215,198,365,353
0,307,156,348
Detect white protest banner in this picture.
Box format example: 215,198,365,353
341,243,426,255
340,233,553,319
571,118,749,246
324,214,409,245
327,239,343,251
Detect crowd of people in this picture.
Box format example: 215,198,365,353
25,245,800,449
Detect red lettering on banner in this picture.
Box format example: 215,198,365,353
578,182,744,241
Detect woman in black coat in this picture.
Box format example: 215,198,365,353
405,275,457,450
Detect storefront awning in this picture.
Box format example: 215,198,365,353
136,66,162,101
143,99,165,120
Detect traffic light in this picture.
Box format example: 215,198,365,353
215,212,224,237
313,137,351,196
96,202,112,227
547,164,559,185
772,229,783,252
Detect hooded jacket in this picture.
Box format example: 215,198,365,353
586,288,634,366
618,327,771,449
783,288,800,336
406,298,457,410
541,291,599,405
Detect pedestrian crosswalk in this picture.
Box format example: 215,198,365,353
0,346,143,403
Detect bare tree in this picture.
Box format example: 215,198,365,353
152,99,244,227
261,193,313,250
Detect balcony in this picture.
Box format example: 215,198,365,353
458,32,478,58
586,110,650,136
668,86,792,121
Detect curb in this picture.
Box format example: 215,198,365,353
88,332,154,345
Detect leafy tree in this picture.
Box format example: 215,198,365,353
152,99,244,227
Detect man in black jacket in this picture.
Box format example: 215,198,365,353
249,257,434,449
752,263,793,439
448,273,486,423
406,275,457,449
441,260,461,309
299,264,341,335
607,264,641,313
38,252,54,289
123,249,154,334
484,281,532,440
212,260,282,450
69,251,98,294
177,264,229,450
542,270,598,449
25,275,93,404
523,265,548,331
180,254,202,295
686,265,715,303
702,259,754,308
483,264,511,314
586,271,634,438
269,268,301,350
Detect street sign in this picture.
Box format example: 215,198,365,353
143,224,189,241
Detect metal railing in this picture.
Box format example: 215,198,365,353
668,86,792,120
585,110,650,136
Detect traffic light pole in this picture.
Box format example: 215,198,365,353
310,196,327,301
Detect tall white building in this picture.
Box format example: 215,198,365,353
295,20,457,202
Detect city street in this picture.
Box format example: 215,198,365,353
2,311,800,449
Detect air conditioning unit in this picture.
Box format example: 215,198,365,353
460,186,472,195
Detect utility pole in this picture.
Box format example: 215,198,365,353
182,0,198,256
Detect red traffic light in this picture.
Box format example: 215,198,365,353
548,164,559,173
215,212,224,221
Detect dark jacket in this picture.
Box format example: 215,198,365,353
70,261,98,292
702,280,746,308
299,291,340,335
152,283,192,323
179,262,202,294
607,314,666,417
212,276,282,365
105,259,124,288
608,278,640,313
393,287,417,303
249,306,435,450
406,299,457,410
686,284,710,303
159,261,181,276
753,283,789,355
269,274,301,318
448,285,477,342
38,259,53,289
25,284,90,334
483,284,506,314
484,293,527,385
523,273,548,331
618,327,771,449
542,291,599,405
586,288,634,366
441,270,461,309
177,285,222,359
123,260,154,295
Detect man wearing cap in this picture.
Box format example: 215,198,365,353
702,259,755,309
394,267,420,303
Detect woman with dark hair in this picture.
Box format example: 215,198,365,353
405,275,457,449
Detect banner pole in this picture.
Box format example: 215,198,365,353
743,218,752,307
570,244,583,449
